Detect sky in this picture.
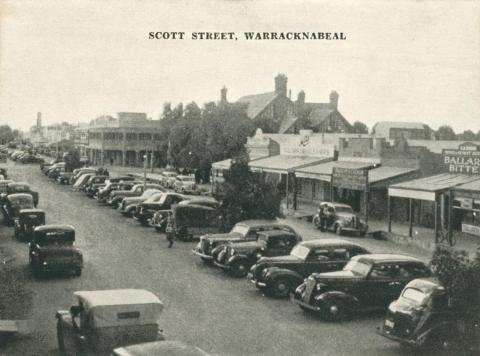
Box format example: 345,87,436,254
0,0,479,133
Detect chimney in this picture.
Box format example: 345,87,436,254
37,112,42,128
297,90,306,105
220,86,227,103
274,74,288,97
329,90,339,110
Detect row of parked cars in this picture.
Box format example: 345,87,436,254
37,160,480,354
8,149,45,164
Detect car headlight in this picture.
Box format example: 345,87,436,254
43,261,48,266
261,268,269,278
316,284,322,291
229,248,235,256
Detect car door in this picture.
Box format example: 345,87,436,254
304,247,331,275
267,234,295,257
328,247,351,271
363,263,402,308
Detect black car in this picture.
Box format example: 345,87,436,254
83,175,108,197
107,183,162,207
214,230,302,277
192,220,300,264
133,192,186,226
292,254,431,321
3,182,39,207
249,239,370,298
14,208,46,242
1,193,35,225
29,225,83,277
96,181,139,203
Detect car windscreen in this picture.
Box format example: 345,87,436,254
335,206,353,213
38,234,73,246
11,197,33,208
344,260,371,276
401,288,428,304
231,224,249,236
290,245,310,260
145,193,165,204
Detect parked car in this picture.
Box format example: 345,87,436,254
249,239,370,298
56,171,75,184
3,182,39,207
96,181,139,203
107,184,163,208
29,225,83,277
0,167,8,180
133,192,187,226
44,162,65,176
55,289,165,354
150,197,220,233
14,208,46,242
84,175,108,197
0,179,14,193
312,202,368,236
292,254,431,321
214,230,302,277
1,193,35,225
19,154,44,164
48,166,65,180
112,341,211,356
173,175,197,194
192,220,300,264
70,168,98,184
72,173,95,191
378,277,480,353
118,189,165,216
161,171,177,188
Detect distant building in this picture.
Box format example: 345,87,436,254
85,112,163,167
372,121,435,141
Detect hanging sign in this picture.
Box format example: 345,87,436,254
332,167,368,191
442,142,480,175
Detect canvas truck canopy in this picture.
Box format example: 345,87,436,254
74,289,164,329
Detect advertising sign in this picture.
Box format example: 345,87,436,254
462,223,480,237
332,167,368,191
280,134,335,158
442,142,480,175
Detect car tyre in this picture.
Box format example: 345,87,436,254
321,300,345,321
230,261,248,278
270,278,291,298
335,225,343,236
312,216,321,230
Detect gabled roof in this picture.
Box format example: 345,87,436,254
305,103,334,126
237,92,277,119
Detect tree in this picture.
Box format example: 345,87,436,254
457,130,476,141
63,148,82,172
217,156,281,230
352,121,369,134
0,125,18,144
435,125,457,140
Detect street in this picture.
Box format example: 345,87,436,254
2,162,434,356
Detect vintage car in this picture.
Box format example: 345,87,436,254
49,166,66,180
133,192,187,226
173,175,197,194
72,173,95,191
248,239,370,298
1,193,35,225
56,289,165,354
118,189,165,216
56,171,75,185
20,154,44,164
312,202,368,236
3,182,39,207
0,179,14,193
29,225,83,277
292,254,431,321
192,220,300,264
84,175,108,197
107,183,163,208
161,171,178,188
214,230,302,277
150,198,220,233
378,277,480,352
14,208,46,242
112,341,211,356
70,168,98,184
0,167,7,180
44,162,65,176
96,181,140,204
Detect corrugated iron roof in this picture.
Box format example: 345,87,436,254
390,173,480,192
453,178,480,192
249,155,330,173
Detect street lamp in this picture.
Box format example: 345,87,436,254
143,153,147,190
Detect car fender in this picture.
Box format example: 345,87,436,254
316,290,360,310
264,267,304,286
227,254,250,265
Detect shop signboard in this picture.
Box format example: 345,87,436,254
331,167,368,191
462,223,480,237
279,134,335,158
442,142,480,175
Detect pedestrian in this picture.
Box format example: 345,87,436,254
165,212,175,248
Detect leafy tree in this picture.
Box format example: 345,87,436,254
435,125,457,140
216,156,281,230
64,148,82,172
352,121,369,134
457,130,476,141
0,125,18,144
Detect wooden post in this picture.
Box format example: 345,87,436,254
434,197,439,243
330,175,334,202
448,190,454,246
285,173,289,210
364,169,369,225
292,172,297,211
388,194,392,233
408,198,413,237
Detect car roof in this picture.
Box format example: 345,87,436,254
404,277,442,293
19,208,45,214
354,254,423,264
113,341,210,356
7,193,33,200
8,182,30,187
300,239,364,249
74,289,162,308
258,230,297,237
235,219,285,227
35,224,75,232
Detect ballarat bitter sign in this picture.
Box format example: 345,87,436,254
443,142,480,175
332,167,368,191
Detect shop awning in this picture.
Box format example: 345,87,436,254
369,166,418,187
212,159,232,170
248,155,332,174
295,161,374,181
389,173,480,201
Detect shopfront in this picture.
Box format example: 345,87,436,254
451,179,480,239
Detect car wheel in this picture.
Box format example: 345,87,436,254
230,261,249,278
270,278,291,298
335,225,343,236
321,300,345,321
